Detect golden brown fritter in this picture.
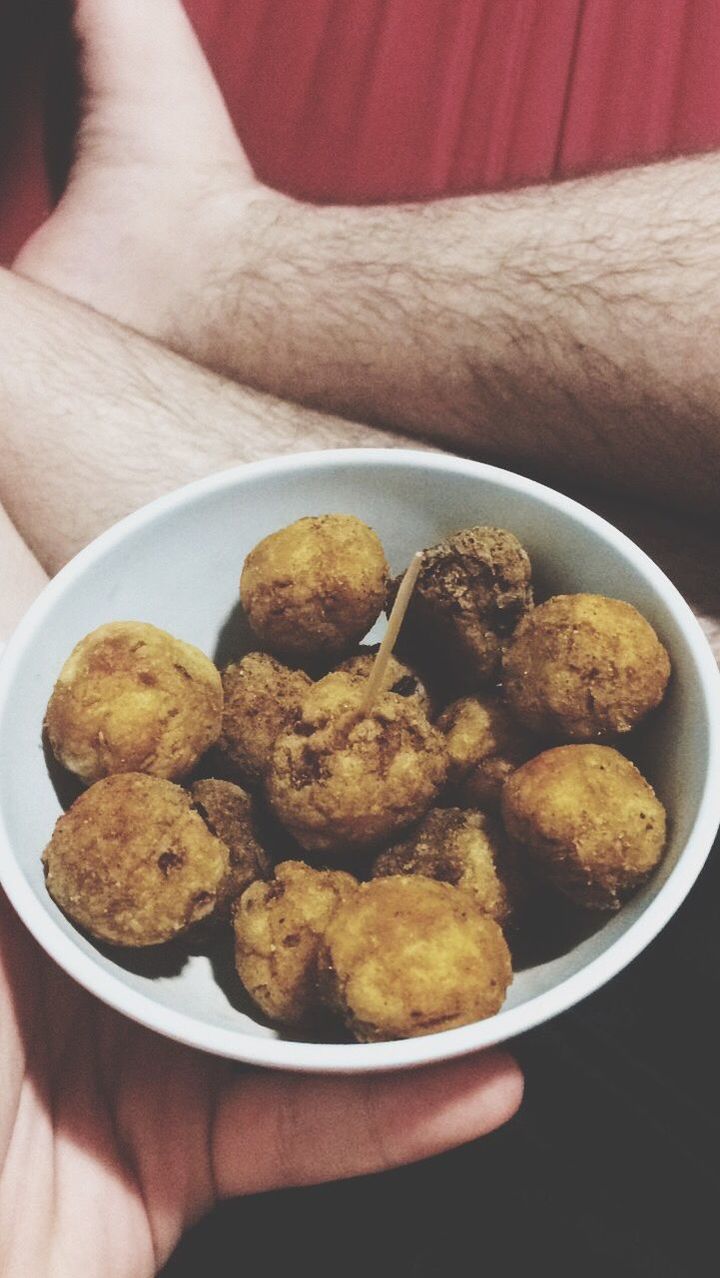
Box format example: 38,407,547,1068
266,672,448,855
372,807,516,927
219,652,312,786
233,860,357,1026
337,651,433,716
503,594,671,741
43,774,230,946
437,694,537,809
502,745,667,910
393,526,533,688
45,621,222,784
240,515,389,661
320,876,512,1041
191,779,272,912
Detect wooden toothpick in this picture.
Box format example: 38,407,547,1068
360,552,423,714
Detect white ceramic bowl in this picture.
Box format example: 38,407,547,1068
1,449,719,1073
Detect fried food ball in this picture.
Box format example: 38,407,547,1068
437,694,537,809
191,779,272,912
320,876,512,1041
266,672,448,855
240,515,389,661
337,650,433,716
43,774,230,946
393,526,533,688
503,594,671,741
234,860,358,1026
373,807,516,927
45,621,222,784
502,745,667,910
219,652,312,786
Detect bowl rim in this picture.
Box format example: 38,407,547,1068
1,447,719,1074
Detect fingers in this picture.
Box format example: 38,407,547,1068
71,0,244,165
212,1050,523,1198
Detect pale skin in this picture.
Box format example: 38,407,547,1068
0,10,522,1277
1,1,720,1275
15,0,720,518
0,267,417,571
0,220,516,1278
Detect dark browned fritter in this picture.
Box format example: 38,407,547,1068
220,652,312,786
337,650,433,717
45,621,223,784
191,778,272,911
320,876,513,1041
240,514,389,660
266,672,448,855
234,860,358,1026
503,594,671,741
373,806,517,927
502,744,667,910
43,773,230,946
393,526,533,688
437,693,537,809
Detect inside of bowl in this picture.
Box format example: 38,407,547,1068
0,455,713,1049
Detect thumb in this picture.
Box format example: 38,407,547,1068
212,1050,524,1198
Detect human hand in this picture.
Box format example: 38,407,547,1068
0,885,522,1278
14,0,283,346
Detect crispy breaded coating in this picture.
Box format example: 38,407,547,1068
45,621,222,784
437,693,537,809
502,744,667,910
220,652,311,786
320,876,512,1041
337,651,433,716
43,774,230,946
373,807,516,926
503,594,671,741
266,672,448,855
191,779,272,911
240,514,389,660
394,526,533,688
234,860,357,1026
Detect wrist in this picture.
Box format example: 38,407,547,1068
173,182,315,378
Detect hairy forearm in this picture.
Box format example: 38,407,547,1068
0,270,414,571
184,153,720,513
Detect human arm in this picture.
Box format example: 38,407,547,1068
17,0,720,516
0,267,412,572
195,154,720,516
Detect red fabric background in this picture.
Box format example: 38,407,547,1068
2,0,720,263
